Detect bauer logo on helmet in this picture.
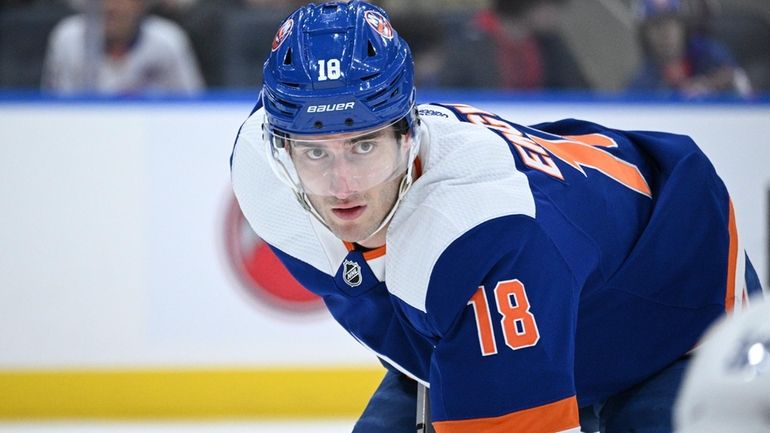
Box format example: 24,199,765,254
307,102,356,113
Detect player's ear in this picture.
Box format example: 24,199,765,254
398,133,411,154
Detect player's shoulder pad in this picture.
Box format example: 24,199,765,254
230,107,345,276
385,106,536,313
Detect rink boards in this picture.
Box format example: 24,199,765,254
0,94,767,418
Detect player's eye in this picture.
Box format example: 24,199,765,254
305,148,327,160
353,141,376,154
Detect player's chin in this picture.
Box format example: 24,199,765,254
322,208,375,241
325,218,371,243
330,223,369,244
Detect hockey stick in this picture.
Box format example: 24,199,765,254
416,383,435,433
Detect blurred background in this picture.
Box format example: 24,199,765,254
0,0,768,431
1,0,769,95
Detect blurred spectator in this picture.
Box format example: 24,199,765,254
147,0,199,20
627,0,751,98
41,0,204,95
150,0,304,89
174,0,299,89
445,0,589,90
378,0,485,16
241,0,307,8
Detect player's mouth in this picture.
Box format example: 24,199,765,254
331,204,366,220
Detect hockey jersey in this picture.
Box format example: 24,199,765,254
230,102,763,432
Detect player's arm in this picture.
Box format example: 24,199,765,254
425,216,581,433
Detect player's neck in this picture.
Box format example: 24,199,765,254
357,227,387,249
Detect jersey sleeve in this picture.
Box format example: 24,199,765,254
425,215,581,433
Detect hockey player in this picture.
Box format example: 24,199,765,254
230,1,764,432
674,298,770,433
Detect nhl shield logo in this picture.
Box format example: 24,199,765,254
343,259,363,287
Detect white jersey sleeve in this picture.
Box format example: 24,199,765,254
385,104,536,312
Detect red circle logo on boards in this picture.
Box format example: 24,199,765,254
224,197,323,313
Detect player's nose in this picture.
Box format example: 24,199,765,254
327,159,359,199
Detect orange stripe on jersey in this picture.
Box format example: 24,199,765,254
433,396,579,433
530,134,652,198
343,241,387,260
724,199,738,312
564,133,615,148
362,246,386,260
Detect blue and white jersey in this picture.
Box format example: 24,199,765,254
231,103,763,432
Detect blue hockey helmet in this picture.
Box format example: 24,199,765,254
262,1,417,136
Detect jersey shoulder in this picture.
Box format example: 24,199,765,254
386,104,536,314
141,16,192,48
49,15,84,46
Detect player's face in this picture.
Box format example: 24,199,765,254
104,0,144,43
287,126,410,246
